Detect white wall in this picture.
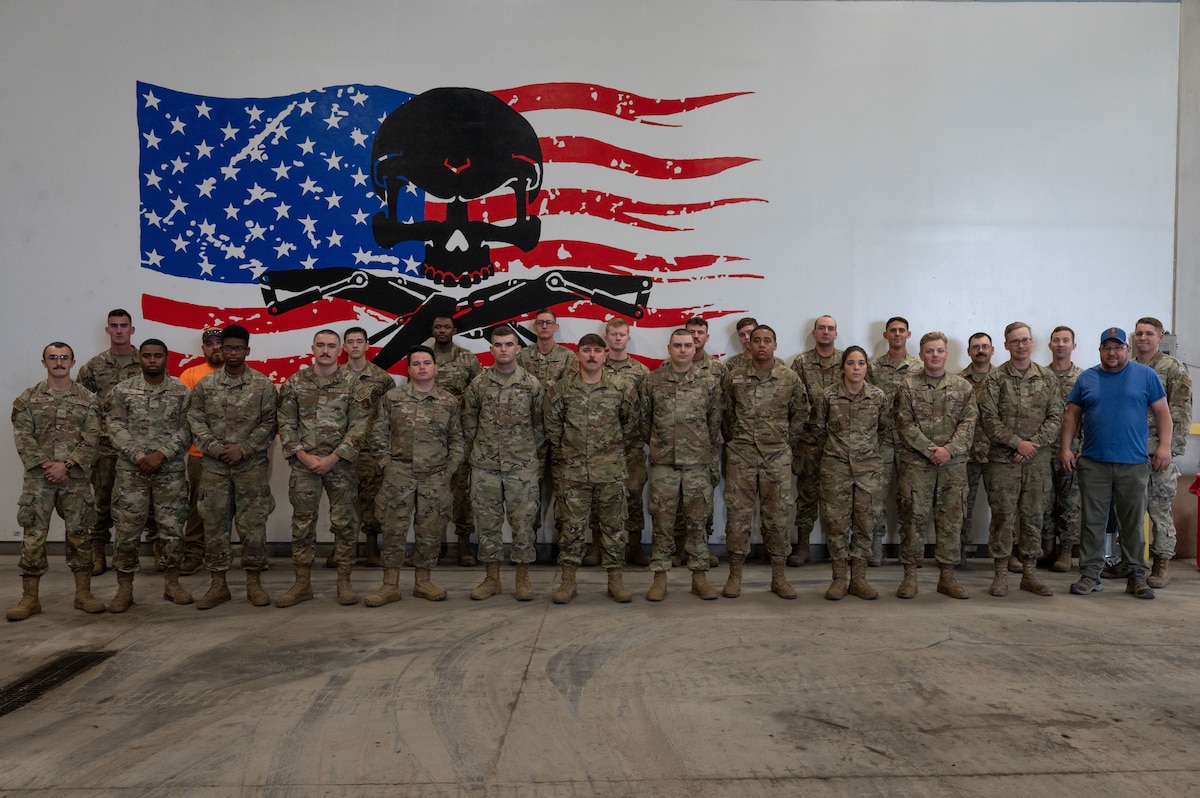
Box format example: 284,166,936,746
0,1,1181,544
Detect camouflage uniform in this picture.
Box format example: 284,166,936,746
434,343,483,538
643,365,721,572
187,367,278,573
1142,352,1193,559
790,348,843,545
517,343,577,542
866,353,923,558
461,366,544,565
108,374,191,573
11,381,99,575
978,362,1064,560
179,361,220,562
958,367,991,551
78,351,142,547
603,356,651,537
345,361,396,545
545,370,638,567
894,371,977,565
814,381,891,561
721,361,806,558
676,351,725,544
278,366,372,568
371,382,464,569
1042,364,1083,551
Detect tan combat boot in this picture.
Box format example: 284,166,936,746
456,534,476,567
691,570,719,600
108,572,135,613
582,541,601,567
824,559,849,601
363,533,382,567
1007,549,1022,574
469,563,502,600
552,564,578,604
336,563,358,605
722,554,744,598
896,564,919,599
7,575,42,621
324,548,338,569
626,531,650,566
989,558,1009,597
1019,560,1053,596
364,567,403,606
413,567,447,602
72,570,106,614
645,571,668,601
275,566,314,608
1147,555,1171,588
514,564,534,601
936,563,969,599
196,571,232,610
1051,543,1073,573
162,569,193,605
91,545,107,576
246,571,271,606
787,537,810,567
606,569,632,603
769,557,796,599
847,558,878,600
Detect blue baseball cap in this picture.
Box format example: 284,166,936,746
1100,327,1127,345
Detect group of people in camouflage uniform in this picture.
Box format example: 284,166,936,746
6,307,1191,620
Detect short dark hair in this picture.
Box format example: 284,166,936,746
750,325,776,342
577,333,606,349
408,345,435,363
1051,325,1076,340
685,316,709,330
1136,317,1165,334
313,329,341,344
840,345,867,368
43,341,74,360
735,316,758,331
344,326,368,341
222,324,251,343
490,325,518,342
885,316,909,331
139,338,168,354
968,332,992,346
534,309,557,321
107,309,133,323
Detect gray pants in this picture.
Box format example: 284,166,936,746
1077,457,1150,579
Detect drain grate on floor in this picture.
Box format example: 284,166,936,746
0,650,115,718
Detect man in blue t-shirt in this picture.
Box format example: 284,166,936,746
1059,327,1171,599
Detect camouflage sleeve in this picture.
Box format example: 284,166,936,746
460,381,480,454
245,380,279,458
719,372,735,443
77,360,98,395
277,378,301,458
370,397,390,469
185,381,218,456
810,388,828,437
978,373,1020,451
71,397,100,472
10,390,49,471
544,381,566,451
618,383,638,442
944,393,978,458
876,391,894,443
895,381,936,459
530,379,546,452
787,377,808,452
446,399,466,475
1168,365,1193,457
106,385,137,465
706,377,722,449
1032,381,1064,449
333,386,373,463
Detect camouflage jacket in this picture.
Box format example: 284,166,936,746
867,352,922,446
78,350,141,449
1049,364,1083,456
278,366,372,463
959,367,992,464
433,343,483,399
371,381,464,476
604,355,650,448
642,365,721,467
813,381,890,477
11,380,99,478
187,367,278,468
108,374,191,472
1141,352,1193,457
721,361,808,462
791,348,843,440
894,371,978,465
693,350,727,381
978,361,1063,464
544,370,637,484
517,343,577,391
344,361,396,453
461,365,544,471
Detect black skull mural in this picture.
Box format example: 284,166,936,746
259,87,651,369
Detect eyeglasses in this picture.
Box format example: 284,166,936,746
1100,344,1127,353
44,354,71,363
1005,338,1032,347
221,345,247,353
534,320,556,327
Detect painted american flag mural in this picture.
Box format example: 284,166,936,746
136,81,765,380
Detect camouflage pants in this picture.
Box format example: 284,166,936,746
89,450,118,543
16,473,95,576
112,468,188,573
724,449,794,558
471,465,539,565
819,462,884,562
558,481,626,567
649,464,712,573
869,444,897,545
198,458,274,573
1041,456,1080,549
376,463,452,569
960,461,986,547
183,454,205,556
896,456,966,566
356,455,384,537
791,437,823,541
672,459,718,543
983,459,1049,560
1147,462,1180,558
287,458,360,568
589,444,647,544
450,461,474,538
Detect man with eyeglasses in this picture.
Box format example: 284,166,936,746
78,309,143,576
958,332,994,566
177,327,224,575
977,322,1062,598
187,325,278,610
1061,327,1171,599
7,342,106,621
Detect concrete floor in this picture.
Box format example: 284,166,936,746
1,554,1199,797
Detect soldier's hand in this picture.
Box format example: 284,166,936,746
218,444,244,465
1014,440,1038,462
138,451,165,473
927,445,951,466
1060,451,1078,473
42,461,69,485
308,453,339,475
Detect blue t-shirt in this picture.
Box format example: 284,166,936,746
1066,361,1166,464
